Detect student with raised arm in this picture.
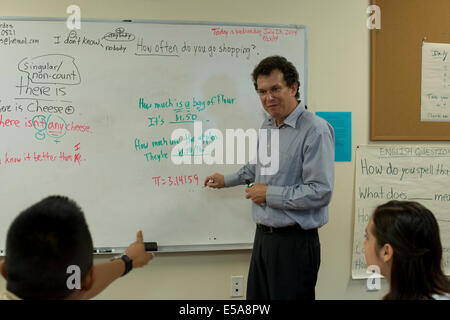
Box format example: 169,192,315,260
0,195,154,300
364,200,450,300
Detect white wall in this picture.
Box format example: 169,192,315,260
0,0,396,299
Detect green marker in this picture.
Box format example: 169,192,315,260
245,179,254,188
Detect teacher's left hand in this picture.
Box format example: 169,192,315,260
245,184,268,204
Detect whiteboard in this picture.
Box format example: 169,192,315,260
352,145,450,278
0,18,307,251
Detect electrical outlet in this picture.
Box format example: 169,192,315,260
230,276,244,297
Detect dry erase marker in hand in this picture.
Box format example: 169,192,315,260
209,179,214,183
245,179,254,188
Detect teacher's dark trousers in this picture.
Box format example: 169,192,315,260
246,224,320,300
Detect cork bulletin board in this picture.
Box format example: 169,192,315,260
370,0,450,140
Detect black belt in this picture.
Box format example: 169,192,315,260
257,224,302,233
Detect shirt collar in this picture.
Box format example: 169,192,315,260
268,101,305,129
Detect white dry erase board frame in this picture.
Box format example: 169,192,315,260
0,17,308,254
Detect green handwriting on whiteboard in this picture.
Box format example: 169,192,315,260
31,114,67,142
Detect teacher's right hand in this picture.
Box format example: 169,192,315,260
204,173,225,188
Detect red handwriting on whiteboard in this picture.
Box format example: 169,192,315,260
1,149,85,166
210,27,298,42
152,174,199,187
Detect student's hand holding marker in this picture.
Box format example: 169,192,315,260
204,173,225,188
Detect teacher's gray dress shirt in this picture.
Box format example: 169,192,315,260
224,102,335,229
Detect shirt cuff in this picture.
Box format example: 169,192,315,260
224,173,242,187
265,185,285,209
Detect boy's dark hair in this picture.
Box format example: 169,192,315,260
252,55,300,100
5,195,93,299
372,200,450,300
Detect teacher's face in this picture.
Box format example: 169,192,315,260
256,69,298,125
